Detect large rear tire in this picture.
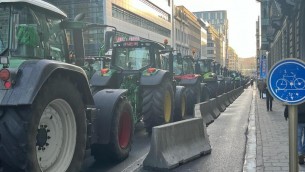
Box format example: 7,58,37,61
184,81,201,117
206,81,218,98
141,78,174,133
200,84,210,102
0,76,86,172
91,98,133,161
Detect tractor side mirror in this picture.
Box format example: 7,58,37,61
104,31,115,53
176,53,182,64
74,13,86,21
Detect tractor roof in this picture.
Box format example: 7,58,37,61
0,0,67,18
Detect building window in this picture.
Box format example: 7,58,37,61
207,43,214,47
139,0,170,22
208,50,214,54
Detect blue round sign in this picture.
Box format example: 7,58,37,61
268,59,305,105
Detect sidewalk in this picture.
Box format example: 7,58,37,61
255,88,305,172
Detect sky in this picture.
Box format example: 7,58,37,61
174,0,261,58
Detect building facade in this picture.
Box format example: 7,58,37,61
227,46,238,71
259,0,305,72
238,57,256,77
197,19,208,59
193,10,228,66
46,0,174,54
174,6,201,58
256,17,260,79
204,23,222,64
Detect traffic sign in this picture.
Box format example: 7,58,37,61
267,58,305,105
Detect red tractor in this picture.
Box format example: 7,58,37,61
174,55,209,117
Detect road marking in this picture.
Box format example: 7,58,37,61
122,153,148,172
243,89,256,172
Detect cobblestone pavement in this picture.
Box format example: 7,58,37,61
255,87,305,172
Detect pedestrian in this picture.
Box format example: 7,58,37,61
284,103,305,164
257,80,264,99
250,79,254,88
263,81,273,111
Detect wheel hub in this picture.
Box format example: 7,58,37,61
36,125,50,149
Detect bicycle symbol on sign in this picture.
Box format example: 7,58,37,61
276,73,305,90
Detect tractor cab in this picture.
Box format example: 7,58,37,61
195,59,217,81
173,55,198,82
0,0,67,69
111,41,164,71
0,0,68,90
230,70,242,88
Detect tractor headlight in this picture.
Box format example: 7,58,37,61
0,56,8,65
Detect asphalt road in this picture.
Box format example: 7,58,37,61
82,88,253,172
169,89,253,172
81,122,151,172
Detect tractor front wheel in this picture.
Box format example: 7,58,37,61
91,98,133,161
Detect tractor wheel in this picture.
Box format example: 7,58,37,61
206,81,218,98
142,78,174,133
173,89,186,121
200,84,210,102
0,76,86,172
184,82,201,117
91,98,133,162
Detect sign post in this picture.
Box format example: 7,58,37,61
268,59,305,172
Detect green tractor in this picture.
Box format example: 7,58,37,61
195,59,219,98
222,67,234,92
230,70,242,88
0,1,135,171
173,55,209,117
213,62,226,95
90,40,186,133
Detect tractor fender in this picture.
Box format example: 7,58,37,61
0,60,93,106
179,75,202,85
140,70,170,86
91,89,128,144
90,71,113,87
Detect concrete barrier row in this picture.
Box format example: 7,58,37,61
142,86,245,171
194,103,214,126
196,86,245,126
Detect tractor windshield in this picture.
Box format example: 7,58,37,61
199,60,211,73
0,5,9,55
114,47,150,70
0,3,67,65
173,56,182,75
183,58,194,74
